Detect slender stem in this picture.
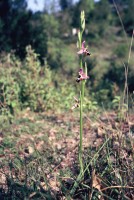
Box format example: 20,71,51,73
78,11,85,173
80,56,83,68
81,81,85,100
79,90,83,172
80,57,85,100
78,51,84,172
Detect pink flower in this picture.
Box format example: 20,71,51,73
76,68,89,82
77,41,90,56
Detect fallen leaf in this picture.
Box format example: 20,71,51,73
89,169,104,200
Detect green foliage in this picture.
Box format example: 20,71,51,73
0,0,133,114
30,13,48,62
41,14,59,39
93,0,111,21
112,95,128,120
113,44,128,58
95,89,110,105
0,47,78,121
111,0,134,34
0,54,20,121
59,0,73,11
124,0,134,34
47,38,63,69
85,98,98,112
72,0,94,28
112,95,121,109
0,0,32,57
79,0,94,16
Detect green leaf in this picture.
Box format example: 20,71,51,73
11,101,17,108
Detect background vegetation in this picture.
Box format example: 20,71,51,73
0,0,134,117
0,0,134,199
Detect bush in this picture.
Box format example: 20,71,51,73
113,44,128,59
0,46,78,119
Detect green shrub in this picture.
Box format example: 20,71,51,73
0,46,78,118
113,44,128,59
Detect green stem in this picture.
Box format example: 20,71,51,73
81,81,85,100
79,90,83,173
79,55,86,173
79,81,85,170
78,52,84,173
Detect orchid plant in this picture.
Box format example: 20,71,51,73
73,11,90,173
